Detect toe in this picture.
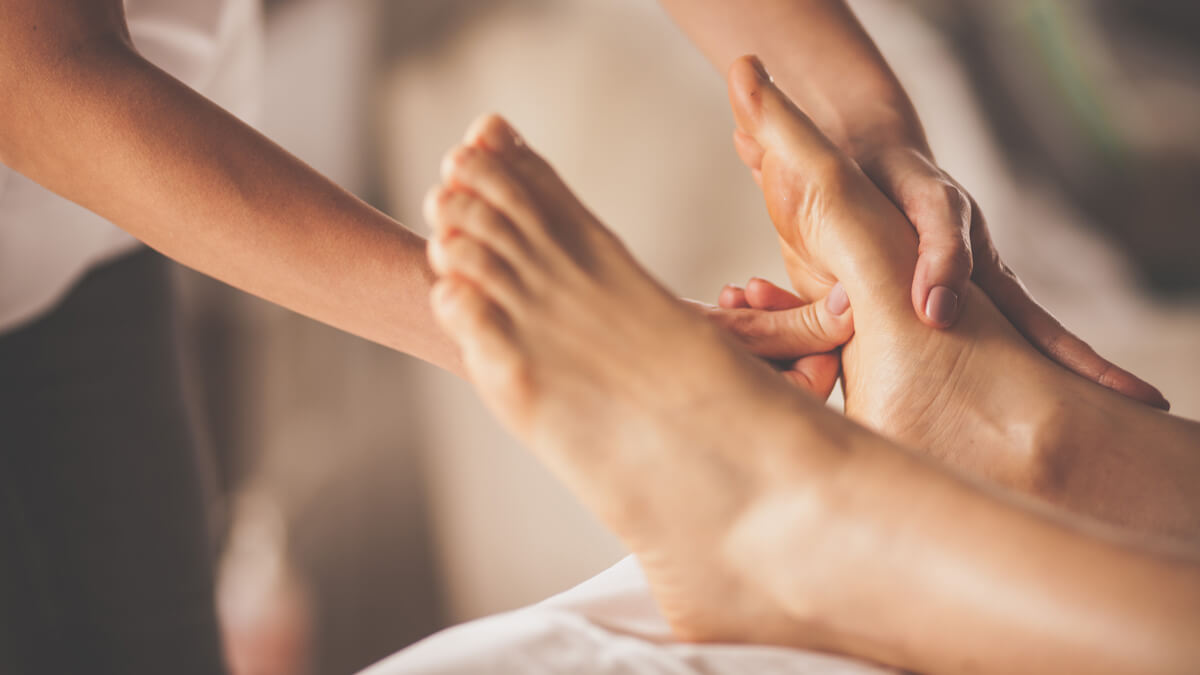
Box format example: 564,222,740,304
428,232,524,308
726,55,855,199
423,184,531,266
431,277,503,337
727,56,839,161
440,143,555,245
430,277,517,362
430,278,536,422
727,56,866,252
464,113,527,157
463,114,554,188
462,115,598,236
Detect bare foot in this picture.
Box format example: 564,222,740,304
423,114,861,645
724,56,1200,539
421,114,1200,673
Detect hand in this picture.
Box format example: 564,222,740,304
852,144,1170,410
693,279,853,401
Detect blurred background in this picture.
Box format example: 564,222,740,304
173,1,1200,673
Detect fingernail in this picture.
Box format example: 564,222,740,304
826,282,850,315
749,56,772,83
925,286,959,326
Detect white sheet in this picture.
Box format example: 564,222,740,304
359,556,893,675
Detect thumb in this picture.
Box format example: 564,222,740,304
706,282,853,359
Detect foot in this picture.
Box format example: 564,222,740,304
423,114,856,645
725,56,1200,537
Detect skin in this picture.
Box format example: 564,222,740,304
657,0,1170,409
0,0,463,374
721,58,1200,540
0,0,1166,412
422,109,1200,673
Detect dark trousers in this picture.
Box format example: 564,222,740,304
0,250,227,674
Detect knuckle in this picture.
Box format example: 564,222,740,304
791,304,830,346
914,180,971,226
728,311,769,340
1093,361,1120,391
920,239,973,278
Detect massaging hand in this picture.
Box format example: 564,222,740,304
730,123,1170,410
695,280,853,401
853,144,1169,409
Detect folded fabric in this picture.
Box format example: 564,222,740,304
360,555,893,675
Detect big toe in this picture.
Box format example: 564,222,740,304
464,113,525,156
726,56,841,173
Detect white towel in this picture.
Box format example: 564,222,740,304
360,556,893,675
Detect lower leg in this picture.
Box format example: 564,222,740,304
725,56,1200,539
423,114,1200,673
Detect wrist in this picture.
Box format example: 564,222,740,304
843,116,932,167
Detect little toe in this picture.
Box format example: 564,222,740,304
430,277,536,422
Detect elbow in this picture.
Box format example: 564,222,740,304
0,33,141,168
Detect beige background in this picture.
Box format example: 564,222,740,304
182,1,1200,672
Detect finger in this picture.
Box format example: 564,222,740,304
976,256,1171,411
719,284,749,309
911,183,973,328
781,352,841,400
861,149,973,328
745,277,806,310
705,286,854,360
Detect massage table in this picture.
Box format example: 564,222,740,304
360,556,894,675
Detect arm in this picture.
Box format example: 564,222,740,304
657,0,923,158
0,0,461,374
658,0,1168,408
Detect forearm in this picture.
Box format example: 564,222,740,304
658,0,928,156
1,37,461,375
